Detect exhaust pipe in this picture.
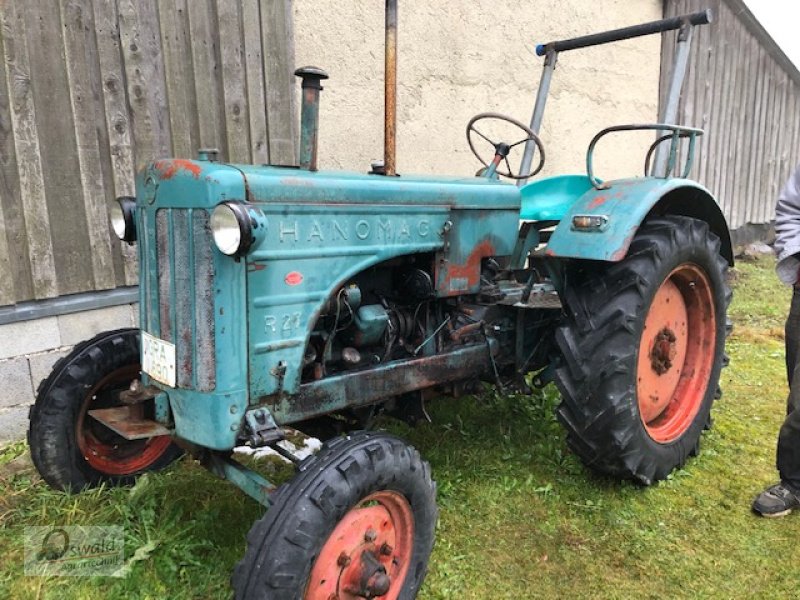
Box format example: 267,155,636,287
294,66,329,171
384,0,397,176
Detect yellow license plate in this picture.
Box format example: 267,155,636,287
141,331,176,387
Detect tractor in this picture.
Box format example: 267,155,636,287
28,5,730,599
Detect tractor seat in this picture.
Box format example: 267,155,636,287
519,174,594,221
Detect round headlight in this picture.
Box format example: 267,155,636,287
111,197,136,243
211,202,251,256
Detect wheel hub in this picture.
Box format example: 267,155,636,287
636,264,716,443
650,327,677,374
306,491,414,600
76,364,173,475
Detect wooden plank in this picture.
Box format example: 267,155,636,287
658,2,676,115
156,0,197,159
118,0,171,168
186,0,225,156
744,45,765,226
0,187,15,306
691,1,710,131
241,0,268,164
25,0,97,297
60,0,116,291
702,0,724,197
763,61,780,222
92,0,138,286
717,11,741,220
2,0,58,299
0,49,17,305
261,0,296,165
697,0,721,190
723,17,743,227
752,48,771,225
770,71,789,223
0,3,34,305
711,4,732,213
680,0,698,173
216,0,250,163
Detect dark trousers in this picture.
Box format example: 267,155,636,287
779,287,800,489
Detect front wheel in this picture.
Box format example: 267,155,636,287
28,328,182,491
232,431,437,599
555,216,731,484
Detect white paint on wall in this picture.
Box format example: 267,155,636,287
293,0,663,181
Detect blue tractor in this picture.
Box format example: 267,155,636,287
29,6,729,598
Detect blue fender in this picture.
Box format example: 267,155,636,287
544,177,733,264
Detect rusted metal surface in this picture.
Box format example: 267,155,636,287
203,451,275,508
294,67,329,171
443,239,496,290
384,0,397,176
449,321,484,342
152,208,216,391
270,341,495,423
87,406,171,440
119,379,162,405
153,159,203,180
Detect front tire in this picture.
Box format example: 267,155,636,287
233,431,437,600
28,328,182,492
555,216,731,484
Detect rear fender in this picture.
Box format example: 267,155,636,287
544,178,733,264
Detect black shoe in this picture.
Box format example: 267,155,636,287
752,482,800,517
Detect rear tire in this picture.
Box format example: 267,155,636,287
28,328,182,492
232,431,437,599
554,216,731,484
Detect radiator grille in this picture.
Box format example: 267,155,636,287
148,209,216,391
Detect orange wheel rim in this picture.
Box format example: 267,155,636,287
76,364,172,475
636,264,716,443
305,491,414,600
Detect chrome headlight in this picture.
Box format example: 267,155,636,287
111,197,137,243
211,202,256,256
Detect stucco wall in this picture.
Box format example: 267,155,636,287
293,0,663,181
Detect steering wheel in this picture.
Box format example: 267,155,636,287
466,112,545,180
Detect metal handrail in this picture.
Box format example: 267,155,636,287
586,123,704,189
535,10,712,56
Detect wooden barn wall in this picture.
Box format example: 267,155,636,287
0,0,296,307
661,0,800,232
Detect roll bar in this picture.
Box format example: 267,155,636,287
518,10,713,184
535,10,712,56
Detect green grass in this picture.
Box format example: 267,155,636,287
2,255,798,598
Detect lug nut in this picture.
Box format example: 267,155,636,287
379,542,393,556
364,528,377,543
337,552,351,567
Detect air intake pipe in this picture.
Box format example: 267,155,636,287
294,66,329,171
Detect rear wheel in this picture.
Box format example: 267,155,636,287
555,216,730,484
28,328,182,491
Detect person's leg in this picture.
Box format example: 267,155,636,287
753,287,800,516
784,287,800,390
779,287,800,485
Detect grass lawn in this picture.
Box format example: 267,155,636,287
2,255,798,599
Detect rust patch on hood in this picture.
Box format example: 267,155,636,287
446,240,496,288
154,159,203,180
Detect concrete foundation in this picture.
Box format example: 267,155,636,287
0,304,137,443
